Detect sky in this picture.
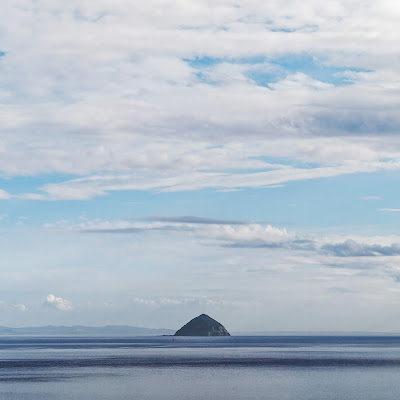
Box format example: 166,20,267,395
1,0,400,332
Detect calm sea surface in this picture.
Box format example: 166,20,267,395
1,335,400,399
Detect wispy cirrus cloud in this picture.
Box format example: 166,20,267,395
360,196,382,200
17,158,400,200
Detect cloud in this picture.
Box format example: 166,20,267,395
0,1,399,199
0,301,27,311
143,215,254,225
132,296,240,308
360,196,382,200
58,216,400,261
21,159,400,200
13,304,27,312
327,287,354,294
80,227,146,234
77,218,194,234
77,217,311,250
225,238,316,251
322,239,400,257
0,189,11,200
378,209,400,212
43,294,73,311
197,223,296,243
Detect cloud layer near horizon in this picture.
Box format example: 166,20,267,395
72,215,400,258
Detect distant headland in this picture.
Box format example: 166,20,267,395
174,314,230,336
0,325,174,336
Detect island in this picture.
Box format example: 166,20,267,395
174,314,230,336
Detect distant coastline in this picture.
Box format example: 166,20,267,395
1,325,400,336
0,325,174,336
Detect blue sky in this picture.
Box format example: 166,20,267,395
1,0,400,331
188,54,370,87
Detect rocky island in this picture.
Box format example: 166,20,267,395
174,314,230,336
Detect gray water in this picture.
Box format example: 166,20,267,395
1,336,400,399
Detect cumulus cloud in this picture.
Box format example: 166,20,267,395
43,294,73,311
197,223,297,244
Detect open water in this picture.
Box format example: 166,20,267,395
1,335,400,399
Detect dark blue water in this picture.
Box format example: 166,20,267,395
1,336,400,399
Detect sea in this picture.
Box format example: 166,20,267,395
1,335,400,399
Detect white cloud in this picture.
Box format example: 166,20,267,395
17,158,400,200
0,1,398,198
132,296,240,308
0,189,11,199
0,301,27,312
360,196,382,200
379,208,400,212
322,239,400,257
195,223,296,245
44,294,73,311
13,304,27,312
71,216,299,246
2,2,400,330
72,216,400,261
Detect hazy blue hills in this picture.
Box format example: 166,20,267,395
2,325,399,336
0,325,174,335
